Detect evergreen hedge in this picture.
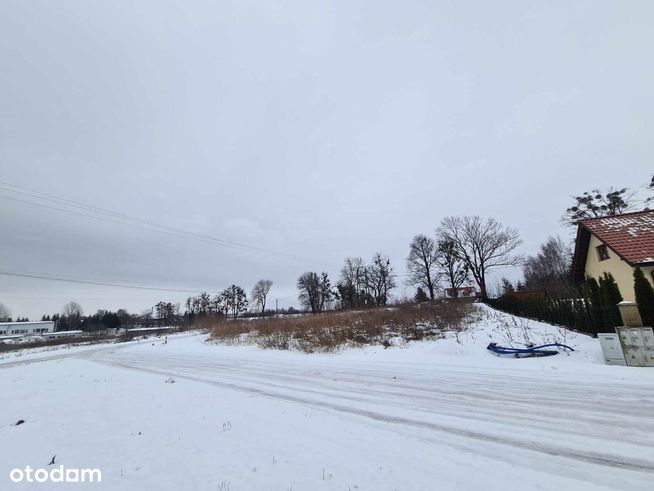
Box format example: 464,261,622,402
634,267,654,326
485,275,624,337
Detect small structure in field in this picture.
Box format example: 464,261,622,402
444,286,478,299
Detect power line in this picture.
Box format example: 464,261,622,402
0,270,222,295
0,184,279,256
0,194,232,248
0,188,295,259
0,180,338,267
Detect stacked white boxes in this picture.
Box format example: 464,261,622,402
616,327,654,367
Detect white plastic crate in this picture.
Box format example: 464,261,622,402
598,333,626,366
616,327,654,367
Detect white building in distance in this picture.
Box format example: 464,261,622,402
0,321,55,337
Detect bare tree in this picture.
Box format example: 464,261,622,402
220,285,248,320
365,253,396,306
297,272,333,314
116,308,132,327
337,256,367,309
438,216,522,300
198,292,212,313
250,279,273,316
0,302,11,321
523,236,572,295
142,307,154,327
406,234,439,300
62,301,83,329
434,237,469,295
154,301,177,326
62,301,83,318
185,292,221,317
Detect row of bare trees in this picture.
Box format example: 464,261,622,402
297,252,398,314
407,216,523,300
183,279,274,320
13,280,274,331
334,253,396,309
185,280,273,320
295,216,522,314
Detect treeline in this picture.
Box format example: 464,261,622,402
295,215,523,314
4,173,652,330
298,174,654,315
39,302,140,332
296,253,398,315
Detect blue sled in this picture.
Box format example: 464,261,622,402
487,342,575,358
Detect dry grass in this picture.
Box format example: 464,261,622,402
207,301,474,353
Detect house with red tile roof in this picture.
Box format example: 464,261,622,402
572,210,654,301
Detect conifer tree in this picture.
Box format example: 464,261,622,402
634,267,654,326
585,277,603,334
599,272,623,329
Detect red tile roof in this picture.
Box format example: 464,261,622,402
579,210,654,265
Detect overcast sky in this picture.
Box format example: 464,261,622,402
0,1,652,319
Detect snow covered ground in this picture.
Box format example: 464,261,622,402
1,305,654,490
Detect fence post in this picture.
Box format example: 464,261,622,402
617,301,643,327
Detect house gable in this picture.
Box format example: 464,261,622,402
571,210,654,302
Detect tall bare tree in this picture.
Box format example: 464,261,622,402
434,237,469,295
116,308,131,327
337,256,366,309
154,301,178,326
365,253,396,306
62,301,83,329
142,307,154,327
220,285,248,320
406,234,439,300
185,292,217,317
198,292,212,313
297,272,333,314
523,236,572,295
438,216,522,299
250,279,273,316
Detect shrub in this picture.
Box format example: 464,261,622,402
206,301,472,352
599,272,623,329
634,267,654,326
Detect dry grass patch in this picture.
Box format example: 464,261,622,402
207,301,474,353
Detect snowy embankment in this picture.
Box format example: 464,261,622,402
1,305,654,490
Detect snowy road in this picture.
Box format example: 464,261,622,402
84,335,654,489
2,319,654,490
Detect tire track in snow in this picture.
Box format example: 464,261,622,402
88,353,654,475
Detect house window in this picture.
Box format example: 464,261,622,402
596,244,610,261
